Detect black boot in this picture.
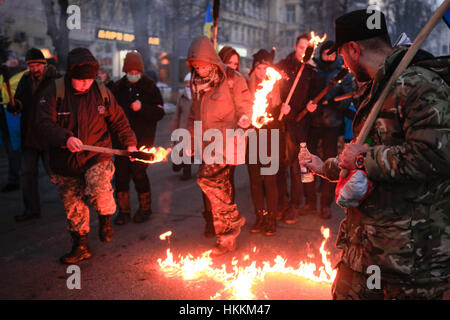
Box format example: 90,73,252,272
114,192,131,225
60,233,92,264
250,209,265,233
99,215,113,242
134,192,151,223
264,210,276,236
201,210,216,238
15,211,40,222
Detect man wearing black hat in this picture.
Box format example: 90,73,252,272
7,48,57,221
302,9,450,299
36,48,138,264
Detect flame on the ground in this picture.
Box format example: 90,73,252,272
251,67,282,129
136,146,172,164
157,226,336,300
159,231,172,240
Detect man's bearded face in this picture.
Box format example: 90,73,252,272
339,43,371,83
28,63,46,80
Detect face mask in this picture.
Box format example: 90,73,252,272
127,73,141,83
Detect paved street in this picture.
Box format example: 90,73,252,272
0,115,447,300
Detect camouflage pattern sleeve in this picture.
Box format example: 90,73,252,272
364,67,450,182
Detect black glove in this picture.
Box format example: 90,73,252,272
6,100,20,114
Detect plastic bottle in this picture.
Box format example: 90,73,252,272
298,142,314,183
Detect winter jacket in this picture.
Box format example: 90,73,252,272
37,49,136,177
173,92,192,131
111,74,164,148
186,36,253,165
310,57,353,128
323,46,450,288
276,52,322,143
0,65,27,150
13,64,58,150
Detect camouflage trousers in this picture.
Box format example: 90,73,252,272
50,161,116,236
332,262,448,300
197,163,245,249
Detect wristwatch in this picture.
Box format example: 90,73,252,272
355,152,367,170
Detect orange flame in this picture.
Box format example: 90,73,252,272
136,146,172,164
157,227,336,300
251,67,282,129
159,231,172,240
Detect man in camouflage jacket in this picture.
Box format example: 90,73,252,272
303,10,450,299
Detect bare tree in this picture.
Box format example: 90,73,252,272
129,0,151,70
380,0,434,41
42,0,69,70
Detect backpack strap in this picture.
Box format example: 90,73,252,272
55,77,65,112
95,79,110,106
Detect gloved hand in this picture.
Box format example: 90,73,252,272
6,100,20,114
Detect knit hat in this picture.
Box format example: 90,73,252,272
122,51,144,73
67,48,99,79
250,48,275,74
25,48,47,65
319,41,336,56
6,50,18,61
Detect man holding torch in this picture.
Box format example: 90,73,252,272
302,9,450,299
37,48,138,264
276,33,322,223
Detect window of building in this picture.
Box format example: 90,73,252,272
286,4,296,23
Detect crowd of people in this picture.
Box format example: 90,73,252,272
0,8,448,300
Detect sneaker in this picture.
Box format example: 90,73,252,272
15,212,40,222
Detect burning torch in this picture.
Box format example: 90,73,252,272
295,67,349,122
79,144,171,164
278,32,326,121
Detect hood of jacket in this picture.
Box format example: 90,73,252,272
186,36,226,76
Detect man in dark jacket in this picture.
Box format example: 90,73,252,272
0,50,26,192
307,41,353,219
276,33,322,223
8,48,58,221
37,48,137,264
111,51,165,225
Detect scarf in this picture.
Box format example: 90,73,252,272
192,66,221,99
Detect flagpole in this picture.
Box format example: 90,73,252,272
212,0,220,50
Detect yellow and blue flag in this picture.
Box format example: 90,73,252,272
203,2,213,38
